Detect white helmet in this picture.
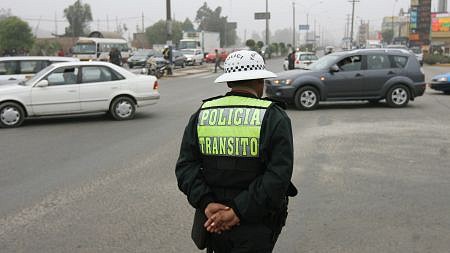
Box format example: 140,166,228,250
214,50,276,83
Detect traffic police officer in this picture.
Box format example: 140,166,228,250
176,50,297,252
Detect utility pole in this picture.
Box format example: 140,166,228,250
142,12,144,33
166,0,172,43
313,19,317,50
306,13,309,46
54,12,57,37
349,0,360,47
292,1,295,47
107,15,110,31
265,0,269,47
345,14,351,39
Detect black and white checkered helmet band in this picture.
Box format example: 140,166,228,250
214,50,276,83
224,64,266,73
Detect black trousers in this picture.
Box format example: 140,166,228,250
207,223,280,253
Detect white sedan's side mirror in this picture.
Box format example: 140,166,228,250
36,80,49,87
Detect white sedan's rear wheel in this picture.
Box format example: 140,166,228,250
109,96,136,120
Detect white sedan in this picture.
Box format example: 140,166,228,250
0,61,160,128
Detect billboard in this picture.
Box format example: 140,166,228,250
410,0,432,45
432,15,450,32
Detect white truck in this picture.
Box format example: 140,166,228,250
179,31,220,54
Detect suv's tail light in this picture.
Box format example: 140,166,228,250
153,80,159,90
296,60,300,64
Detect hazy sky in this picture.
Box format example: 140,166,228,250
2,0,448,45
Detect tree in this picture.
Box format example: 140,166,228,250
31,40,61,56
256,41,264,49
63,0,93,37
382,29,394,44
279,42,287,55
270,43,279,56
145,20,183,46
0,16,34,53
182,18,195,32
195,2,237,47
245,39,256,50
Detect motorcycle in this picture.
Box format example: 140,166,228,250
146,60,168,79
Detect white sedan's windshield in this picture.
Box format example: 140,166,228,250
308,55,339,71
24,65,54,85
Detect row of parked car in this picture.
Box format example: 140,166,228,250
126,48,230,69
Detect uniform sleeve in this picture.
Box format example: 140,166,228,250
175,111,215,210
232,106,294,222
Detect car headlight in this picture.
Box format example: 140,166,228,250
437,77,448,82
273,79,292,85
187,57,192,61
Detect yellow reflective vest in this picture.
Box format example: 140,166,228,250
197,96,272,158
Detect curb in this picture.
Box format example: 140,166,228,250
160,65,213,79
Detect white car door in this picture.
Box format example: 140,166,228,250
31,67,81,115
79,66,124,112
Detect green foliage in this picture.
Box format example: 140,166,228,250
245,39,256,49
424,54,450,65
182,18,195,32
31,40,62,56
279,42,287,55
145,20,183,46
382,29,394,44
256,41,264,49
195,2,236,47
0,16,34,52
64,0,93,36
270,43,279,55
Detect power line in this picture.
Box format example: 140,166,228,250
349,0,360,46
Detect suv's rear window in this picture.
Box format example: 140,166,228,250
367,55,391,70
390,55,408,68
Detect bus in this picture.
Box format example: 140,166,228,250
72,37,130,63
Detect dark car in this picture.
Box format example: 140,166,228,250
266,49,426,110
429,73,450,94
172,50,187,68
146,50,186,69
127,50,158,68
146,51,166,69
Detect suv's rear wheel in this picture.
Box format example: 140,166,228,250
0,102,25,128
386,85,410,108
109,96,136,120
294,86,319,110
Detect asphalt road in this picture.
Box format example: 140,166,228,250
0,59,449,253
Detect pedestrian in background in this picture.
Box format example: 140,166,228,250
57,48,65,57
176,50,297,252
288,50,296,70
214,49,223,73
109,48,122,66
163,45,173,76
